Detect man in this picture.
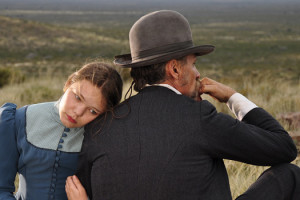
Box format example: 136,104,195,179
66,10,300,200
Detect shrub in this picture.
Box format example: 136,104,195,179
20,85,62,104
0,68,25,88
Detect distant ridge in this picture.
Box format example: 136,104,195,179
0,15,127,62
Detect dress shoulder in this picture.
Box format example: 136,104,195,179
0,103,19,199
0,103,17,119
0,103,18,134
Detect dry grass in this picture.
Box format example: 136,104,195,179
0,76,64,107
1,3,299,196
3,67,299,198
225,157,300,198
225,160,269,198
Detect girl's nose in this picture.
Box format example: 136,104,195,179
74,104,86,117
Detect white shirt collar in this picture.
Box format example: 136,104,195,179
145,84,182,95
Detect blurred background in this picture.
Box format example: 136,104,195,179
1,0,299,197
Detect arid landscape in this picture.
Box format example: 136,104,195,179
1,0,299,198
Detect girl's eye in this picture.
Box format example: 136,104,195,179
75,94,81,101
90,109,98,115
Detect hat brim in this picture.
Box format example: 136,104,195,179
114,45,215,68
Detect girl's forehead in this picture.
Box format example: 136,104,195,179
73,80,104,110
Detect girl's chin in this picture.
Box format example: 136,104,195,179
61,118,77,128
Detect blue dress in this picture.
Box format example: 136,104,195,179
0,102,84,200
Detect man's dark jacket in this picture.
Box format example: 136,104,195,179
77,86,297,200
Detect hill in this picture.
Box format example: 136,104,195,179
0,4,299,198
0,2,299,80
0,16,128,63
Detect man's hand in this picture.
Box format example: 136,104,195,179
65,175,88,200
199,77,236,103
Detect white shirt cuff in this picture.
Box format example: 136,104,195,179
226,93,258,121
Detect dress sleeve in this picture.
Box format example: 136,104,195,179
200,101,297,166
0,103,19,199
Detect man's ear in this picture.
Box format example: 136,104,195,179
166,59,181,80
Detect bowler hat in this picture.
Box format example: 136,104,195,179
114,10,214,68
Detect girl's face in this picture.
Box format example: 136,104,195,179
59,79,106,128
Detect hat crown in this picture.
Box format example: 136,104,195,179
129,10,193,61
114,10,214,68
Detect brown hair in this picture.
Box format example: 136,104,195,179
130,62,167,92
129,56,187,92
64,62,123,111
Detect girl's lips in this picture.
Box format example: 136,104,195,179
67,114,77,124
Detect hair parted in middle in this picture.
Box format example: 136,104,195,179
64,62,123,111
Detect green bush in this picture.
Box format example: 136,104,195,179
0,68,25,87
20,86,61,104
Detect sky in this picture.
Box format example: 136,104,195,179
0,0,298,3
1,0,298,10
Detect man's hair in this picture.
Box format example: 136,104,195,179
130,62,167,92
130,56,187,92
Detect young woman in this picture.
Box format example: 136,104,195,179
0,62,123,200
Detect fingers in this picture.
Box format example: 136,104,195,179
199,77,219,95
199,77,236,103
200,77,216,85
194,79,203,101
66,175,82,190
65,176,75,194
66,175,89,200
200,84,217,95
66,176,75,188
72,175,84,191
65,176,73,199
